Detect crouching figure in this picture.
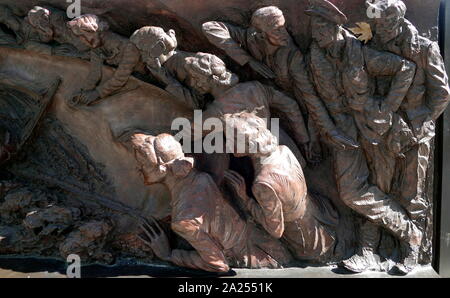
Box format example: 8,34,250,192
128,133,293,272
223,112,339,262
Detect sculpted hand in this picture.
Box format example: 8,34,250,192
224,170,248,201
328,129,360,150
300,142,322,166
248,59,275,79
71,89,101,106
138,217,171,262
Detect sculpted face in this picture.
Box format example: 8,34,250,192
161,29,178,54
373,10,403,43
27,8,53,43
140,29,178,67
263,16,289,47
311,17,336,49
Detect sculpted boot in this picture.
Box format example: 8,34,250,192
341,221,381,273
379,207,423,274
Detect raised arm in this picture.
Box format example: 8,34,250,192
202,21,252,66
96,42,141,98
364,46,416,113
290,50,337,136
202,21,274,79
265,84,310,145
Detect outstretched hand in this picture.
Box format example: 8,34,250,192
224,170,249,201
138,217,171,262
300,142,322,166
70,89,101,106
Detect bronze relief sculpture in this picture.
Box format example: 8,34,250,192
129,132,293,272
0,0,448,276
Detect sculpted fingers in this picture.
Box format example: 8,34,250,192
141,220,158,241
137,234,151,246
149,217,163,236
224,170,241,188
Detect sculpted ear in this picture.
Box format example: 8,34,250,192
170,157,194,178
158,164,167,176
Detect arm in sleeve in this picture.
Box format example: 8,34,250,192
83,50,104,90
246,183,285,239
424,42,450,120
170,219,230,272
291,51,337,135
202,21,253,66
164,76,204,110
0,6,21,32
96,42,140,98
266,85,310,144
364,46,416,113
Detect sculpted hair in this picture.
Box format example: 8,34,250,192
130,133,184,167
130,133,192,179
184,52,238,88
67,14,110,35
27,6,50,28
130,134,158,169
368,0,406,18
130,26,166,52
224,112,278,155
251,6,284,32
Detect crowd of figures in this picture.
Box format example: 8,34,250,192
0,0,449,275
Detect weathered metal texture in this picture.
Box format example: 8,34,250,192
439,0,450,278
0,0,444,271
0,0,441,51
0,47,192,231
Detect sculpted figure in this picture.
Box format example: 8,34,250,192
0,6,88,57
306,0,422,273
129,133,293,272
67,15,146,105
223,112,338,262
368,0,450,234
202,6,355,163
182,52,311,162
129,26,205,109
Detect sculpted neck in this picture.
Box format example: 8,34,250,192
159,49,176,65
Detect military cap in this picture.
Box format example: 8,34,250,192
305,0,348,25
